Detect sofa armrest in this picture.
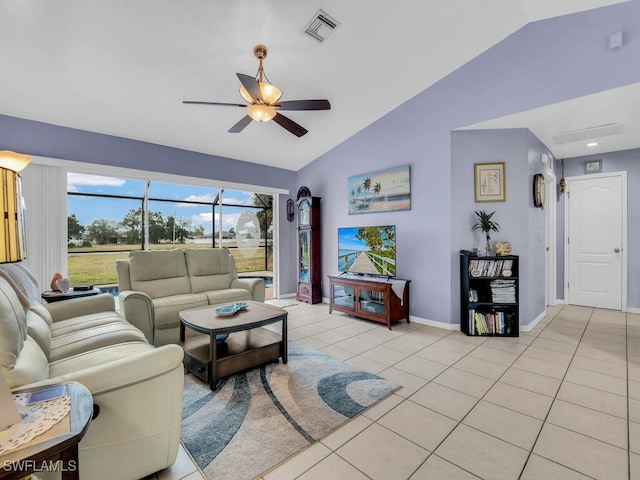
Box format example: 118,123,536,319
45,293,116,322
19,345,185,480
118,289,155,344
231,277,265,302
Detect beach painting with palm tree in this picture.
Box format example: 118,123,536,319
348,165,411,215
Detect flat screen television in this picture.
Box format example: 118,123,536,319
338,225,396,277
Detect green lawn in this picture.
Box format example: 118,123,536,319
67,244,271,286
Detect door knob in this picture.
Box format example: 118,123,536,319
614,248,620,253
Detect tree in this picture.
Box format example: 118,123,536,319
252,194,272,240
148,211,166,244
67,214,84,240
166,215,192,243
120,208,142,244
86,219,118,245
192,225,205,239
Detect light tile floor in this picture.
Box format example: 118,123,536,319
147,302,640,480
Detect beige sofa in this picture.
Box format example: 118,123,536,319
116,248,265,346
0,264,184,480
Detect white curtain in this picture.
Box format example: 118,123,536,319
20,164,67,295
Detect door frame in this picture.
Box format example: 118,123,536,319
544,170,557,306
563,171,627,311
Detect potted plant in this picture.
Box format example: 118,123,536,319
472,210,500,254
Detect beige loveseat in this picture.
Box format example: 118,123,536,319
116,248,265,346
0,264,184,480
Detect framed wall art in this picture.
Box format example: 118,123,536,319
474,162,506,202
348,164,411,215
583,159,602,174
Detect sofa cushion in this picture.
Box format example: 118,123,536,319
185,248,236,293
5,335,49,388
129,249,190,298
51,311,128,337
152,294,208,329
48,341,154,379
203,289,252,305
26,310,52,360
28,301,54,328
0,263,39,309
50,322,149,362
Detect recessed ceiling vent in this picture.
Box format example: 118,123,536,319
552,123,624,144
302,9,340,43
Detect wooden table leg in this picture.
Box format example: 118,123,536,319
60,444,79,480
282,315,288,364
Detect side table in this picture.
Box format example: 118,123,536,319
41,288,101,303
0,382,93,480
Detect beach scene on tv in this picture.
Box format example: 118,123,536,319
338,226,396,277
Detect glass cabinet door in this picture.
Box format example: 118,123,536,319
332,284,354,309
359,288,386,316
299,230,310,282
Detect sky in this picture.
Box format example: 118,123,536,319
67,173,264,235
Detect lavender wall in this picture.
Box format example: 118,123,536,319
450,129,549,327
296,1,640,325
556,148,640,309
0,114,301,294
2,2,640,315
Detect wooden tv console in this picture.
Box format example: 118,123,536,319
328,274,410,329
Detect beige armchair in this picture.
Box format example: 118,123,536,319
0,264,184,480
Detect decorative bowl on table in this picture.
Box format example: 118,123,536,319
215,304,238,317
232,301,249,311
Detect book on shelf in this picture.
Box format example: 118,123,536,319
468,258,513,277
470,311,508,335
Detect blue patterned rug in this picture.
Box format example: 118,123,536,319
181,341,399,480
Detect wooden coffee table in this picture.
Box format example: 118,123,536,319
179,301,288,390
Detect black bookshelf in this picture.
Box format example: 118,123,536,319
460,251,519,337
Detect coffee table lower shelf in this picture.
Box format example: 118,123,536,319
182,328,285,388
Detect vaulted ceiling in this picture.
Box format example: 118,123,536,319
0,1,630,170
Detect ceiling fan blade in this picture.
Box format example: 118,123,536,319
236,73,262,103
273,113,308,137
183,101,246,107
276,99,331,111
228,115,253,133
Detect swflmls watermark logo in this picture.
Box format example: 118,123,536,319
3,459,77,472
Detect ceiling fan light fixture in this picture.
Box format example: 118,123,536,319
247,104,276,122
239,81,282,105
259,82,282,104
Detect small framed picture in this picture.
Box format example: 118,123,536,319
474,162,506,202
583,159,602,174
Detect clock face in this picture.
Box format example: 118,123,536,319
533,174,545,208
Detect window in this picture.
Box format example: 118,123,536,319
67,174,273,288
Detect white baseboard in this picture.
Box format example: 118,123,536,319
627,307,640,314
278,293,297,299
409,315,459,331
520,309,547,333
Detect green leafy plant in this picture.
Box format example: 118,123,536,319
472,210,500,253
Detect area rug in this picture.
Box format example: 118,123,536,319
181,341,399,480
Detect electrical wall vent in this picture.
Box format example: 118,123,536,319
552,123,624,144
302,10,340,43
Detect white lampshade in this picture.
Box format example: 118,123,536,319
0,151,31,172
0,168,27,263
239,82,282,106
0,372,20,430
247,104,276,122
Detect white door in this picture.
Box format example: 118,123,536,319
566,173,625,310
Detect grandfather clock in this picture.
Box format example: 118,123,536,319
296,187,321,304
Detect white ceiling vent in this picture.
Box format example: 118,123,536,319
552,123,624,144
302,10,340,43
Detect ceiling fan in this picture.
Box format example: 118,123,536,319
183,45,331,137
